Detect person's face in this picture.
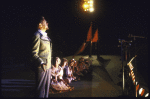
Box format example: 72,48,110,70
44,20,49,30
56,58,61,66
70,62,74,66
39,20,49,31
62,61,67,67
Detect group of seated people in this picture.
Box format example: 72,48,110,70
49,57,91,93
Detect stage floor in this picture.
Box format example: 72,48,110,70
1,55,128,97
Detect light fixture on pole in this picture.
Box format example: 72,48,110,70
83,0,94,12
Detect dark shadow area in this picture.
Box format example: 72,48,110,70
94,56,114,83
97,56,111,68
1,79,35,97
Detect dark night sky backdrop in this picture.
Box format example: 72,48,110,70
1,0,148,63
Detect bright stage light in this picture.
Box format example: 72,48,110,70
83,3,89,9
139,88,143,95
90,0,93,4
89,8,94,12
145,93,149,97
139,88,145,96
90,4,93,7
83,0,94,12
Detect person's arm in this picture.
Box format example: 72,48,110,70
56,67,62,76
51,66,56,76
32,33,45,70
51,67,60,77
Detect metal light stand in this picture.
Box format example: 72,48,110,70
124,41,132,96
89,40,92,57
128,34,147,97
134,37,137,97
118,39,125,96
118,39,132,96
89,22,92,58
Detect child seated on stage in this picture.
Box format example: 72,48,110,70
50,57,73,93
76,57,91,76
64,59,77,84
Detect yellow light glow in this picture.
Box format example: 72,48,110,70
83,0,94,12
129,72,130,76
90,1,93,4
89,8,94,12
83,3,89,9
90,4,93,7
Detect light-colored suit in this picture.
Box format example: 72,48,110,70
32,30,52,98
32,31,52,70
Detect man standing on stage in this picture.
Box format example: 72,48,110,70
31,17,52,98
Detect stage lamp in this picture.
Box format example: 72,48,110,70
145,93,149,97
83,2,89,9
89,7,94,12
139,88,145,96
83,0,94,12
90,0,93,3
89,1,93,7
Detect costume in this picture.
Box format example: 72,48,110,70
32,29,52,98
65,66,76,83
50,65,72,91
